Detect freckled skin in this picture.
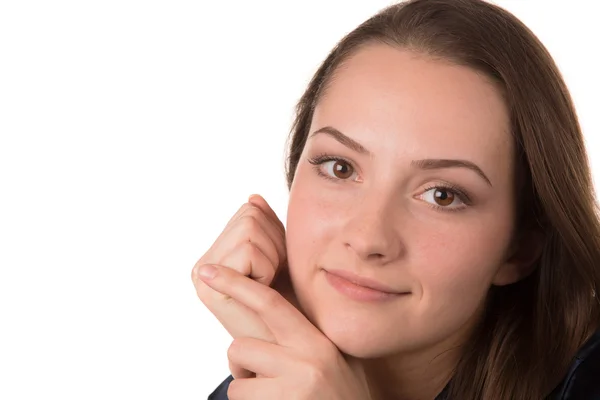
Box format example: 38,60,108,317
285,44,519,367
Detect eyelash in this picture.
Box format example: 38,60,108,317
421,183,472,212
306,153,472,212
307,153,357,182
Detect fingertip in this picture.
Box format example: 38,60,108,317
248,194,269,214
195,264,218,280
248,194,263,204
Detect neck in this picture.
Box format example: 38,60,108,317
357,297,488,399
358,343,461,400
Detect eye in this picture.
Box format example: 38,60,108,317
307,154,359,181
324,159,355,180
418,185,471,211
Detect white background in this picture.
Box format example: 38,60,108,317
0,1,598,399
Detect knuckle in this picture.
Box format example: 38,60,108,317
242,203,262,219
235,242,260,275
262,266,276,284
240,240,260,258
237,202,255,216
258,290,281,313
218,293,236,304
304,361,327,387
227,338,243,361
240,202,253,212
194,284,226,308
239,213,262,235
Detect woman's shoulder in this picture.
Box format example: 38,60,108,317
206,331,600,400
548,328,600,399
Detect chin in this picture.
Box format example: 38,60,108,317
290,270,417,359
313,314,406,359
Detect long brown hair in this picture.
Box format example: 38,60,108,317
284,0,600,398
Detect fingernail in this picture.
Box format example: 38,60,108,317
196,264,217,280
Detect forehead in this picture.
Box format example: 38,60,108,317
312,44,513,178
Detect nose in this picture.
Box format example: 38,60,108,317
341,195,405,266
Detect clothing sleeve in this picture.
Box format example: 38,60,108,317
549,330,600,399
207,375,233,400
554,353,600,399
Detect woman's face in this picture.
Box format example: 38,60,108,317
285,44,520,359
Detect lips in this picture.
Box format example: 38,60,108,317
324,268,409,294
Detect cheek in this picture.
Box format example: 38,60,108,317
286,171,328,266
414,216,512,307
286,164,346,255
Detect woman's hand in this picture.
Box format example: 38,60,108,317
193,264,372,400
192,194,297,378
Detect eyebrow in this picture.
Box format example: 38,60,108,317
310,125,492,186
411,159,492,186
309,126,371,156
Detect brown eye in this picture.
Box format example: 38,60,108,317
307,155,358,181
330,160,354,179
433,189,455,206
418,185,470,212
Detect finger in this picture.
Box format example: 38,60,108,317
223,201,254,228
235,208,286,271
219,202,286,270
227,377,281,400
191,262,277,343
229,360,255,380
206,200,287,267
194,264,323,348
192,274,277,343
227,199,285,253
228,337,291,378
247,195,287,269
248,194,286,237
197,202,254,264
220,241,276,285
205,211,282,275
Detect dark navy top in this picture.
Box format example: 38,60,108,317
208,329,600,399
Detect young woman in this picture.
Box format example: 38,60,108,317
192,0,600,398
